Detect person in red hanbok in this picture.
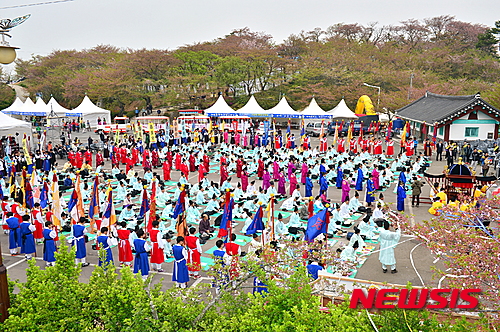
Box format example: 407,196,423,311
241,167,249,192
337,138,345,153
163,161,171,181
142,149,150,168
132,147,139,165
75,151,83,169
117,222,133,266
236,158,243,178
374,140,383,155
151,149,159,168
68,151,76,167
120,147,127,164
302,136,310,150
126,154,135,173
203,154,209,173
166,150,173,167
386,140,394,156
225,234,241,280
189,154,196,172
257,159,264,179
198,163,206,183
31,204,44,243
301,162,308,184
274,135,280,149
96,151,104,167
180,160,189,178
349,139,356,153
405,140,414,157
174,153,182,170
150,221,165,272
84,150,92,167
220,163,228,186
220,154,227,166
320,136,328,153
185,228,202,277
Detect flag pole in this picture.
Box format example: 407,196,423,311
270,195,275,242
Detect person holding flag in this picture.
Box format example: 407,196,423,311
97,227,114,267
72,217,90,267
185,227,202,278
172,236,190,288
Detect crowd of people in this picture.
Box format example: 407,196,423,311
0,122,497,290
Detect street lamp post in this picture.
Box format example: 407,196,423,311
0,14,30,322
363,82,381,112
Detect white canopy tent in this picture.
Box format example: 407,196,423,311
236,95,268,117
47,97,70,116
204,95,237,116
266,97,300,118
300,98,331,119
0,111,32,137
1,97,24,114
6,97,35,117
327,99,358,119
67,96,111,127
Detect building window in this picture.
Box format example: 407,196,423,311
464,127,479,137
438,127,444,135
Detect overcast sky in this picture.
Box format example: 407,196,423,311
0,0,498,59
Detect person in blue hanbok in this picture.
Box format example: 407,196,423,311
43,221,57,266
133,229,150,279
172,236,190,288
396,181,406,212
365,174,375,207
97,227,114,267
319,173,328,196
212,239,229,293
306,259,324,280
6,212,20,255
355,166,364,191
335,165,343,189
305,173,313,198
20,215,36,260
72,217,90,266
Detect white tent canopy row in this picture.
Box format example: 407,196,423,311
1,95,111,127
204,95,358,119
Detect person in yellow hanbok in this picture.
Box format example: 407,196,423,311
428,197,444,216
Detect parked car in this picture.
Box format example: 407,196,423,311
306,122,324,137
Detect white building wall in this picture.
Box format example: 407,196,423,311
449,123,495,140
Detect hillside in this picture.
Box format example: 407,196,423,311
12,16,500,116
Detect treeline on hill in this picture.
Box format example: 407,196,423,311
9,16,500,117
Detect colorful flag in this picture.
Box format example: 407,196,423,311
300,119,305,144
138,188,150,219
401,121,408,144
320,120,324,138
333,123,338,147
432,124,438,144
40,181,49,209
51,173,62,227
245,205,264,235
22,134,32,166
286,119,291,146
304,209,329,243
385,121,392,142
346,121,353,150
0,184,3,200
149,123,157,143
172,188,186,219
68,189,81,223
101,187,116,228
39,130,46,150
218,198,234,238
147,180,157,232
88,175,99,219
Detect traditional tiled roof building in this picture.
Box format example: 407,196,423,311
396,92,500,141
